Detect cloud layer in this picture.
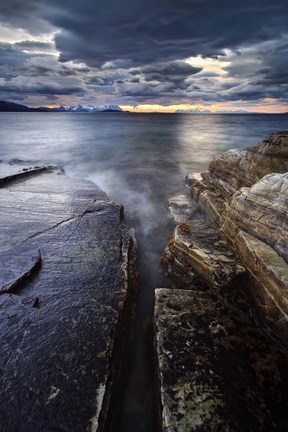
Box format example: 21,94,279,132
0,0,287,110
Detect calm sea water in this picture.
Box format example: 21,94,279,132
0,112,287,431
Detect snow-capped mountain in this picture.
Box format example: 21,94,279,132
0,101,126,112
68,104,124,112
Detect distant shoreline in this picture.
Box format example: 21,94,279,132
0,100,287,115
0,100,126,113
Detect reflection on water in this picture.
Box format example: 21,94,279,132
0,112,287,431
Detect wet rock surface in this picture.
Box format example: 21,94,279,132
0,163,49,186
157,131,288,431
155,288,288,432
0,164,137,432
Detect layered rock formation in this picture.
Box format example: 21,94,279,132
0,164,137,432
157,131,288,431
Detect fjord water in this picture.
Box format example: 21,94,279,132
0,112,287,431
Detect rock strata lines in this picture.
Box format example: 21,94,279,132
157,131,288,431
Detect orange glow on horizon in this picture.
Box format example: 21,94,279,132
27,100,287,114
119,103,287,114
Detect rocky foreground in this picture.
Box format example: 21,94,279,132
157,131,288,431
0,164,137,431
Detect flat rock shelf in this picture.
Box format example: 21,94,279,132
0,164,137,432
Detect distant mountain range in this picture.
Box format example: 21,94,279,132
175,109,212,114
0,101,286,114
0,101,125,113
175,108,288,114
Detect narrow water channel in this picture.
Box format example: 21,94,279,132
0,112,287,431
117,204,175,432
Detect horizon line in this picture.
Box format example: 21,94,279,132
1,100,287,115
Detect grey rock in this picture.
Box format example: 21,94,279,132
163,218,244,289
0,162,48,186
159,131,288,431
0,244,41,294
222,173,288,262
154,288,288,432
234,231,288,335
185,173,225,225
209,131,288,198
0,166,137,431
168,193,200,223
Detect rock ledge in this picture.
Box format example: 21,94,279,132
157,131,288,431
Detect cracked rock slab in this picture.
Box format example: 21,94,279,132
0,243,41,294
0,168,108,247
0,166,136,432
154,288,288,432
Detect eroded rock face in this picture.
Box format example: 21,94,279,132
0,164,137,432
235,231,288,318
167,131,288,328
164,218,244,289
222,173,288,263
209,131,288,198
158,131,288,431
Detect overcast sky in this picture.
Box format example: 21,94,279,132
0,0,287,112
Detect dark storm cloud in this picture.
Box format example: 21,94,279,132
0,43,89,79
193,78,288,104
48,0,288,67
55,0,288,65
220,83,287,102
1,0,288,66
115,82,158,98
115,71,199,98
108,60,202,95
256,41,288,85
0,43,30,67
0,0,53,34
86,76,105,85
21,58,91,78
15,40,55,52
0,0,287,106
0,43,88,96
0,75,86,95
131,61,201,82
221,37,288,100
0,0,37,20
